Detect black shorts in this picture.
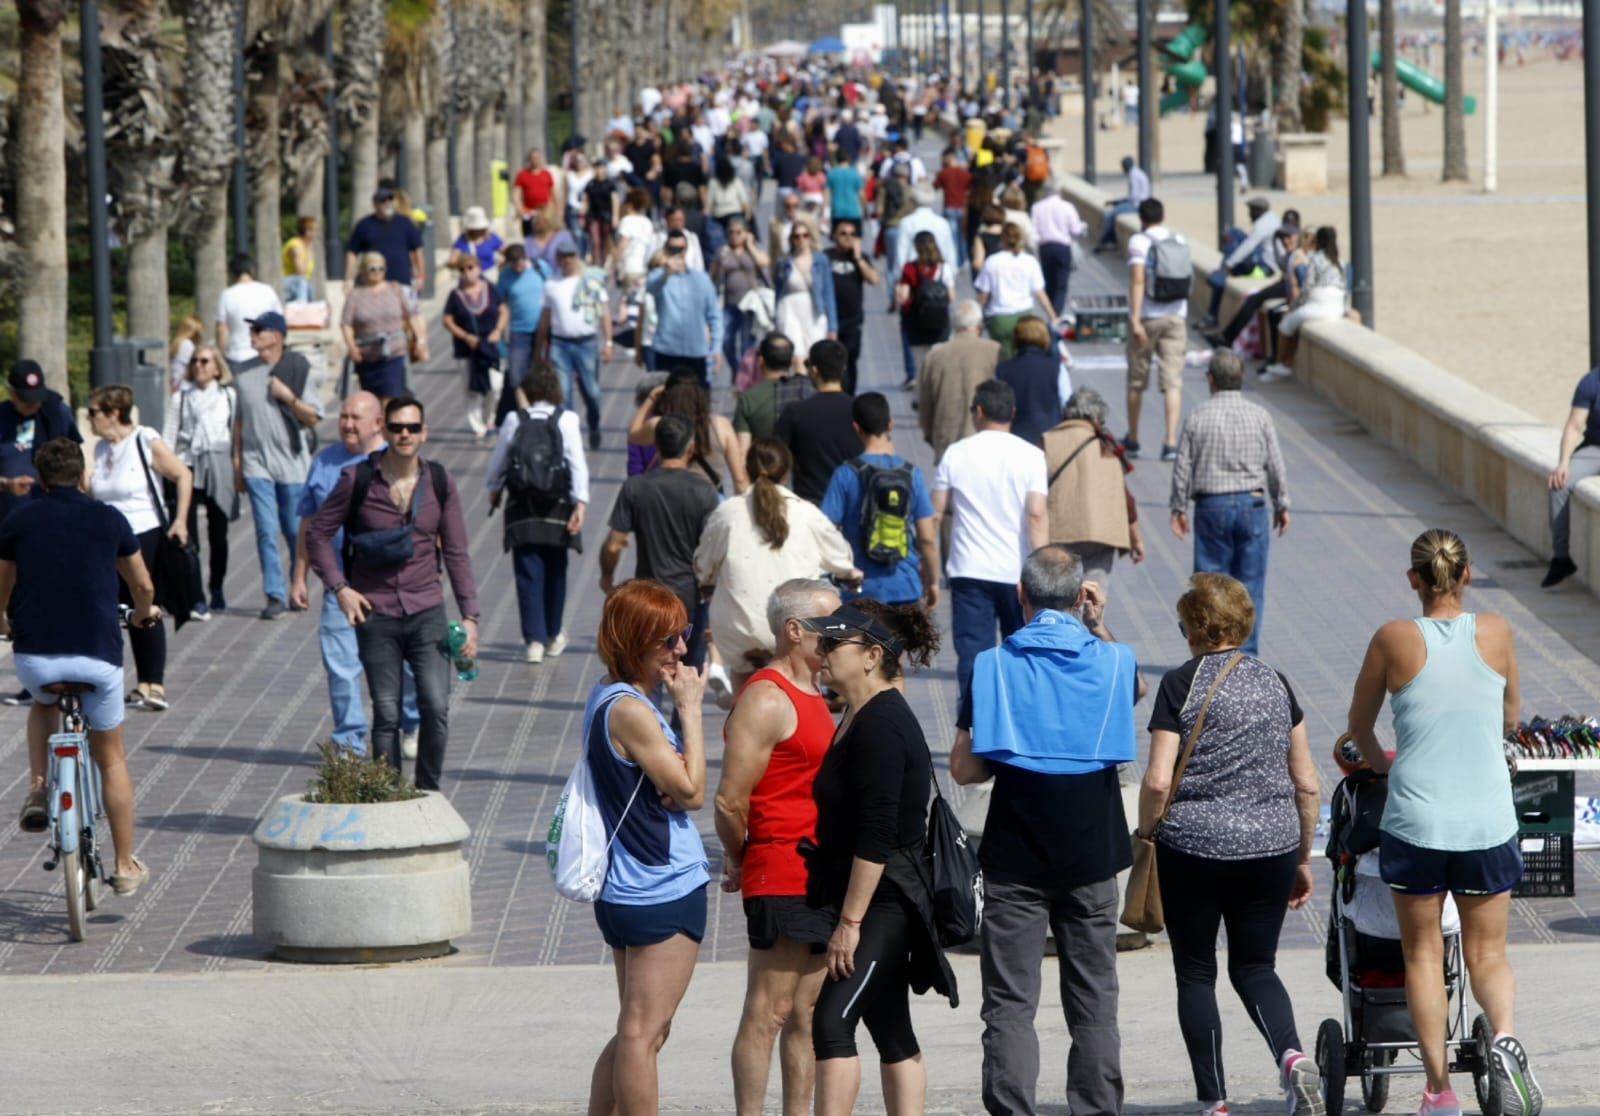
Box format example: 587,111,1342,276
744,895,834,952
594,887,708,950
1379,831,1524,897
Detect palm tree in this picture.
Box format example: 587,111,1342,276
14,0,70,394
1441,0,1467,180
104,0,180,344
1379,0,1404,175
383,1,436,203
515,0,547,160
1270,0,1303,133
176,0,242,348
425,0,455,226
341,0,388,211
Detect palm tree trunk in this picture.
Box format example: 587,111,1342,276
178,0,240,326
403,113,428,205
252,41,284,287
427,121,451,237
522,0,548,156
475,100,496,213
15,0,70,395
1380,0,1404,175
1272,0,1304,133
125,228,170,344
341,0,386,207
457,106,478,212
194,185,228,330
1442,0,1468,180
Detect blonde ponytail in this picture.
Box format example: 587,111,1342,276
1410,528,1468,595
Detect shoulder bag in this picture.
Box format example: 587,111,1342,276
1120,652,1244,933
134,430,201,628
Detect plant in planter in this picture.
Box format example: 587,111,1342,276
252,743,472,963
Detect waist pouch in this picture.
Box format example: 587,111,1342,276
346,524,415,568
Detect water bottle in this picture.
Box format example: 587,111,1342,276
443,621,479,682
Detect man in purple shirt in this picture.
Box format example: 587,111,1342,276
306,396,479,790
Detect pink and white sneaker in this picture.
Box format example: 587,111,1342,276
1281,1050,1326,1115
1417,1088,1465,1116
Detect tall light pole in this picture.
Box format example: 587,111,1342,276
1484,0,1499,193
569,0,581,141
1083,0,1096,181
958,0,967,93
1348,0,1375,327
1000,0,1010,106
1137,0,1152,176
1214,0,1233,248
1025,0,1034,112
231,0,248,257
81,0,114,384
322,14,342,281
1586,0,1600,363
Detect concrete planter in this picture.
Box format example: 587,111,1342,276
252,791,472,963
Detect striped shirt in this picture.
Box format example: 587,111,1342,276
1169,391,1289,514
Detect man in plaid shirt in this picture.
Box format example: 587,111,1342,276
1169,350,1290,655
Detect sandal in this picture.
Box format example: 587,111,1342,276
112,856,150,898
18,787,46,833
142,686,169,712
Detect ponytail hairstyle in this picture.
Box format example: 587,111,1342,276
1409,528,1469,596
746,438,792,550
849,598,942,680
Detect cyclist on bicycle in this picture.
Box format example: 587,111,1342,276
0,437,160,896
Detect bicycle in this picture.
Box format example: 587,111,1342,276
41,679,109,941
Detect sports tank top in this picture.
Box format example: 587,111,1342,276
1383,614,1517,851
583,680,710,905
740,668,836,898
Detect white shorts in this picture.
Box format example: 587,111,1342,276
15,654,126,732
1279,288,1346,337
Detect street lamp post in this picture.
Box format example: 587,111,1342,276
1001,0,1010,107
231,0,248,257
1137,0,1152,177
1214,0,1232,247
80,0,114,385
1586,0,1600,363
322,15,343,282
1083,0,1096,182
1348,0,1375,327
1025,0,1034,113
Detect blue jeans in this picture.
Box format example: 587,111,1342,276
565,210,590,259
950,577,1025,709
722,306,754,377
549,335,602,436
282,275,314,303
1039,241,1073,316
512,544,569,644
1097,200,1137,248
1192,492,1270,656
944,209,967,267
899,318,917,382
320,590,418,752
1206,228,1269,319
244,476,303,605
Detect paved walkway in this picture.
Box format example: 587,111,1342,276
1,190,1599,977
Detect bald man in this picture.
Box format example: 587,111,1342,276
290,391,419,756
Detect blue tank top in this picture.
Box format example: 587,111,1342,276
583,680,710,905
1383,614,1517,851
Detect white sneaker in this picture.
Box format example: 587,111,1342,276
525,641,545,664
707,661,733,699
546,633,568,658
400,729,419,760
1260,362,1293,382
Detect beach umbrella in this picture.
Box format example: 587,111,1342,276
809,36,847,54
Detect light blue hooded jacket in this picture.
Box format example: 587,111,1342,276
969,609,1137,774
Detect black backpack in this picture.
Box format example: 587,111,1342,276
925,783,983,948
504,408,571,509
847,457,915,568
907,269,951,342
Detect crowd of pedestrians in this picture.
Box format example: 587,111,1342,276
0,51,1550,1116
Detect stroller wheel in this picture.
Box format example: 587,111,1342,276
1317,1017,1347,1113
1362,1048,1393,1112
1472,1012,1502,1115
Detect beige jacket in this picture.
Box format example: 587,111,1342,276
1042,420,1134,551
918,331,1001,464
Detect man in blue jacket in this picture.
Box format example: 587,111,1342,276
950,544,1141,1116
646,231,723,387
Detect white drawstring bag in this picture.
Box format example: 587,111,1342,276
546,754,643,903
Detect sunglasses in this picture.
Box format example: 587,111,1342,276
792,230,811,239
658,627,693,650
194,357,215,366
386,421,423,435
366,265,386,273
94,405,118,417
818,635,866,655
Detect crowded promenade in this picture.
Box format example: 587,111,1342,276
1,57,1598,1116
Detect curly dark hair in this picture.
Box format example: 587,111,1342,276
850,598,941,680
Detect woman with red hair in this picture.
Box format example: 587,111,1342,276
584,578,711,1115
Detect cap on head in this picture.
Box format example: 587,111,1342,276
8,360,47,404
1246,196,1270,216
373,186,397,202
1121,155,1135,171
463,205,490,231
800,604,903,657
556,242,579,257
247,310,288,336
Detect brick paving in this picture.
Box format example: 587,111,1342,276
0,204,1597,976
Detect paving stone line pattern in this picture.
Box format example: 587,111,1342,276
0,200,1596,975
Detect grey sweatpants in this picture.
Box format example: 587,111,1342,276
1549,445,1600,560
980,877,1124,1116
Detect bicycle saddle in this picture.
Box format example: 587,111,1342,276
41,682,97,695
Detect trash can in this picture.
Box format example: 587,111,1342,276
1249,127,1277,189
418,210,437,301
964,117,987,155
109,336,168,431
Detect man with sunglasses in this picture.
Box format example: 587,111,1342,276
306,396,479,791
824,224,880,396
236,310,323,620
644,231,723,387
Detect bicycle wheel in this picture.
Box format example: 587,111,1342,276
63,846,88,942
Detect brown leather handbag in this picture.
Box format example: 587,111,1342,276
1120,652,1244,933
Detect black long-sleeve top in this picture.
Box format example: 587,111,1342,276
808,688,931,906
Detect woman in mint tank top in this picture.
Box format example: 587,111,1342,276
583,580,711,1116
1348,530,1542,1116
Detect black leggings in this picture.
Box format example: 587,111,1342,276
186,491,230,596
1157,844,1301,1104
119,527,167,686
812,892,920,1064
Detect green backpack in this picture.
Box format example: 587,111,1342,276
848,457,915,568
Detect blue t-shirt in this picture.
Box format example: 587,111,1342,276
346,214,423,286
451,232,504,275
820,453,934,605
297,442,377,573
584,680,710,906
0,396,81,522
0,488,139,666
826,165,865,219
499,266,547,335
1574,368,1600,450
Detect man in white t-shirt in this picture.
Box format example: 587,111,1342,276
1125,197,1190,463
216,254,283,372
933,378,1049,702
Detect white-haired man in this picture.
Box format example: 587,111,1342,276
919,300,1001,465
715,578,842,1116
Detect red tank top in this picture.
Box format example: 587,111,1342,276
738,668,836,898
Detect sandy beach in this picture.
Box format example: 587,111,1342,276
1048,48,1586,428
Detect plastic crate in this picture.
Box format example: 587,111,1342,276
1067,294,1129,345
1513,831,1575,898
1512,770,1575,835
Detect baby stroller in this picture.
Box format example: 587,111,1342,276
1316,767,1498,1113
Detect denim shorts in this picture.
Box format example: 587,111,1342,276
1379,830,1524,897
594,886,708,950
15,653,125,732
